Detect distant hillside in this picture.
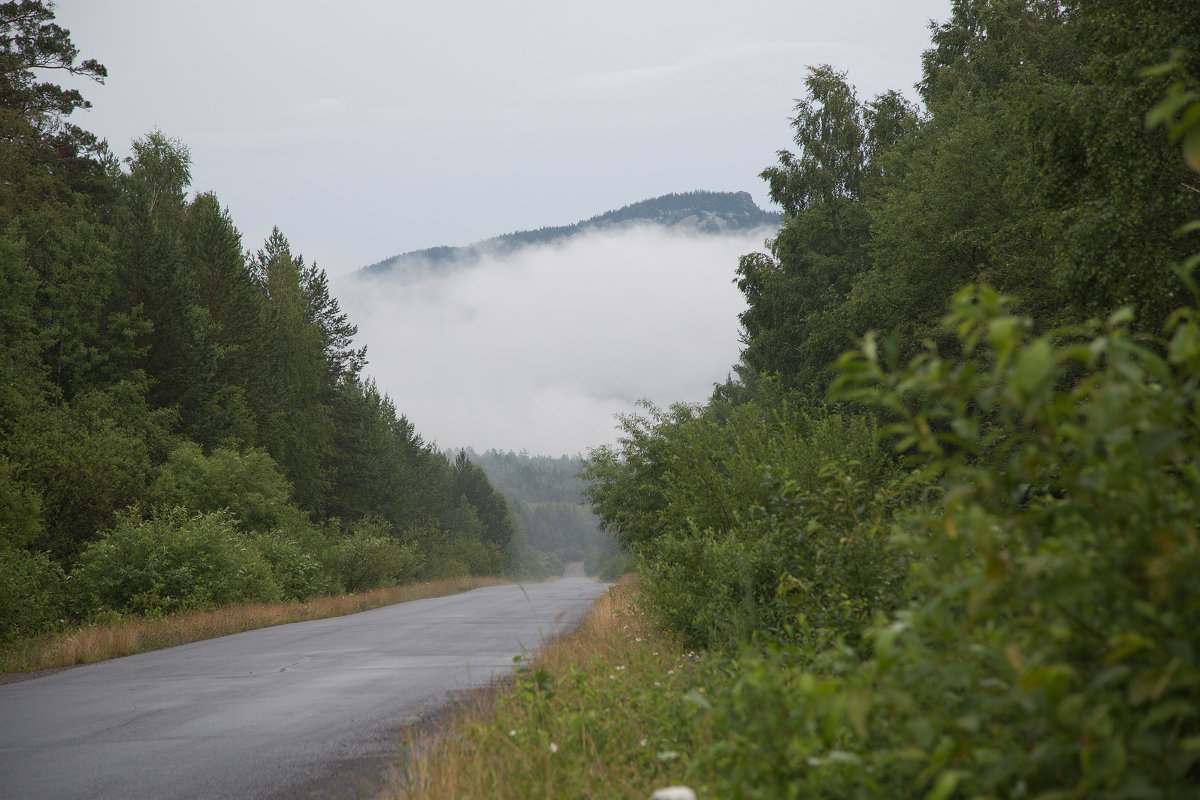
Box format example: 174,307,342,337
361,190,779,277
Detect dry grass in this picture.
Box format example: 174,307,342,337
0,576,508,679
388,574,701,800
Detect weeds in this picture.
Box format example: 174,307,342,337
391,576,710,800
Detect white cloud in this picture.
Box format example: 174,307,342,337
331,226,770,455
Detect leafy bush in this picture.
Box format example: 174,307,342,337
589,390,903,651
405,521,505,581
642,459,906,652
327,518,421,592
830,286,1200,797
580,528,635,582
533,549,565,580
0,546,66,641
252,531,337,600
7,382,174,558
685,286,1200,798
596,552,635,582
149,442,306,534
69,507,281,616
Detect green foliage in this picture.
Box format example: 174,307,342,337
251,530,337,601
70,507,281,616
149,441,306,535
469,448,614,576
587,387,902,651
0,545,65,641
508,499,600,561
1030,1,1200,333
0,0,106,119
678,286,1200,798
453,450,514,549
583,531,634,581
0,455,42,548
327,518,421,593
689,650,880,800
737,65,917,391
579,7,1200,799
250,229,335,511
405,520,505,581
8,381,174,558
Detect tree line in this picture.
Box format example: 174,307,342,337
585,1,1200,796
0,1,514,641
464,448,630,580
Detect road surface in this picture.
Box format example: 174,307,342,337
0,576,606,799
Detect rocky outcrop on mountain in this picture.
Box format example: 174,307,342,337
360,190,778,277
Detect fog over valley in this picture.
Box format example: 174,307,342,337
332,223,771,456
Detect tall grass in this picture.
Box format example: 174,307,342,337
390,576,709,800
0,576,507,677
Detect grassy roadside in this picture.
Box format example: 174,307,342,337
0,576,509,679
388,575,711,800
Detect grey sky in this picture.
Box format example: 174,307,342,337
55,1,949,269
51,0,952,455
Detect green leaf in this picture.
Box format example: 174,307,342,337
1145,85,1199,130
925,770,962,800
1183,126,1200,171
1009,338,1053,402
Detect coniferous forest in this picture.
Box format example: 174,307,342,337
0,1,518,642
581,1,1200,796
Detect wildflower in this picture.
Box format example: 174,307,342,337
549,742,559,754
640,738,648,748
616,665,625,671
509,729,517,737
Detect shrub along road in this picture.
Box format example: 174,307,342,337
0,576,606,799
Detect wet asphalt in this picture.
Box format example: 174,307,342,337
0,575,606,799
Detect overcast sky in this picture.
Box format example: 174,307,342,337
51,0,952,455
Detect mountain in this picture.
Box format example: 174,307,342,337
360,190,779,277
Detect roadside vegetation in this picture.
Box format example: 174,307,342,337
391,577,702,800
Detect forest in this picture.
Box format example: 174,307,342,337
464,448,629,580
583,0,1200,796
0,1,522,642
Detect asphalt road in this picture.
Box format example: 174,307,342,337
0,576,607,799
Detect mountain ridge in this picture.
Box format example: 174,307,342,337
360,190,779,276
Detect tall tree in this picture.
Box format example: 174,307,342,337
1024,0,1200,332
453,449,514,549
250,228,334,511
297,257,366,389
737,66,919,391
0,0,110,198
111,130,225,435
180,191,263,446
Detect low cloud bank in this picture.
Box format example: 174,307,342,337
332,225,770,456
